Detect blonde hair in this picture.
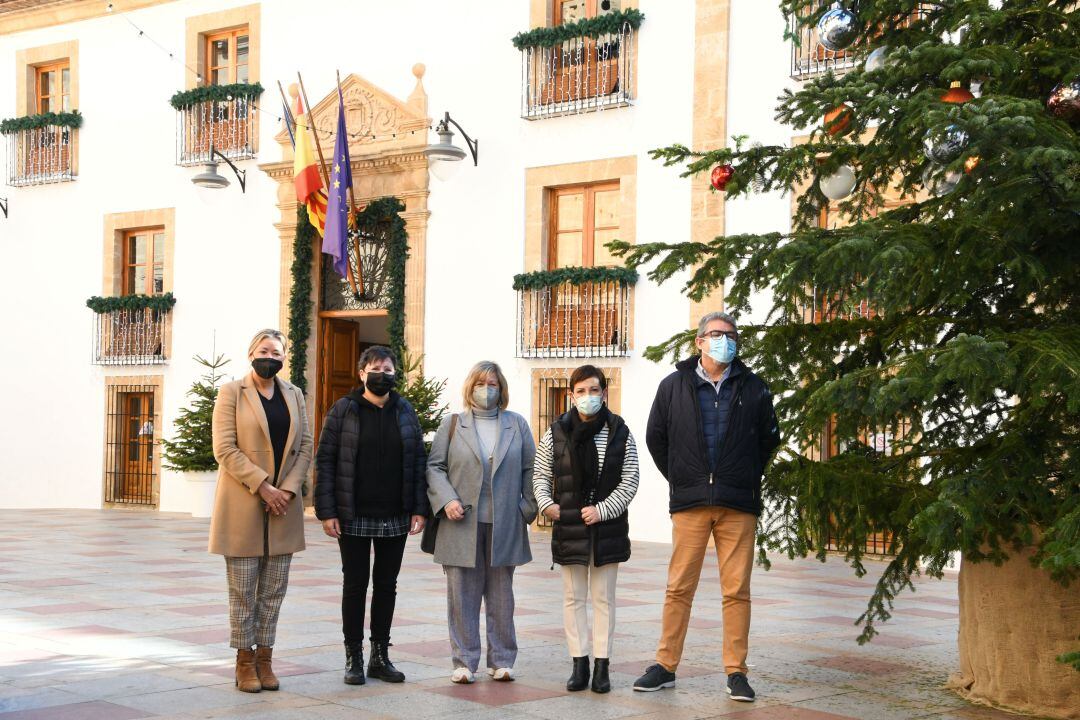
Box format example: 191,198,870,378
462,361,509,411
248,328,287,358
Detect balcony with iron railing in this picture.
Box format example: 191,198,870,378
790,3,924,81
171,82,262,166
515,267,636,359
1,111,80,186
88,294,175,366
515,9,642,120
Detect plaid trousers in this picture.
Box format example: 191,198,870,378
225,554,292,649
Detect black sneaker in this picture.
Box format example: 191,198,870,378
726,672,755,702
632,663,676,692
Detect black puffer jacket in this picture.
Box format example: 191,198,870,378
645,357,780,516
549,410,631,567
314,390,429,522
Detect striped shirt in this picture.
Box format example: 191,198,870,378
533,424,639,522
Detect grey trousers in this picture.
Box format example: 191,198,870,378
444,522,517,672
225,554,292,649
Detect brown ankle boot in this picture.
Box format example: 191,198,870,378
235,648,261,693
255,646,279,690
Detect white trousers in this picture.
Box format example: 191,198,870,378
561,562,619,659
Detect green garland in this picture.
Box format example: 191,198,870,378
85,292,175,314
512,8,644,50
0,110,82,135
354,197,409,358
287,206,315,393
169,82,264,110
513,266,638,291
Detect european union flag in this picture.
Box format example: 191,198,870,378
321,86,353,279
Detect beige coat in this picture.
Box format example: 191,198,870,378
208,375,313,557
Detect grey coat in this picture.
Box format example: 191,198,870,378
426,410,538,568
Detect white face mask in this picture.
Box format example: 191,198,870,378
575,395,604,417
472,386,500,411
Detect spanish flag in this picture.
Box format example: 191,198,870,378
293,96,327,237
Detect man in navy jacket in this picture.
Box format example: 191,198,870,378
633,312,780,702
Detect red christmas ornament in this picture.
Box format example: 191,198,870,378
710,164,734,191
941,81,974,104
824,104,853,136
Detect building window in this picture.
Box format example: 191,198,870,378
554,0,620,24
35,61,70,113
549,181,620,268
123,228,165,296
204,27,249,85
104,384,158,506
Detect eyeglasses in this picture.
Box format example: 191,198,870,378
701,330,738,340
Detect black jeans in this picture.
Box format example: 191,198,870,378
338,533,408,644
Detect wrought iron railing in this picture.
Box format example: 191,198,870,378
5,125,75,186
520,23,635,120
790,3,925,81
91,308,170,365
517,279,632,358
104,383,158,507
790,5,860,81
175,96,257,166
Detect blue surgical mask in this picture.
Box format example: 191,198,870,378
707,336,736,364
575,395,604,417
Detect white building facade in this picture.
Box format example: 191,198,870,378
0,0,809,544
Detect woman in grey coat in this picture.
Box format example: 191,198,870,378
427,361,538,684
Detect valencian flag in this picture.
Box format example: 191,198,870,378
292,95,327,236
321,85,353,279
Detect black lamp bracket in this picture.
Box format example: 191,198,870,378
439,112,479,166
210,145,247,193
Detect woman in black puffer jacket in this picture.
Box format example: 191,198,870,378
315,345,429,687
532,365,640,695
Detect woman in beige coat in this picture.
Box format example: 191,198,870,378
209,329,313,693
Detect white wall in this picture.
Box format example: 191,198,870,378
0,0,797,543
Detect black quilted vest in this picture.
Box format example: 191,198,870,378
549,410,631,567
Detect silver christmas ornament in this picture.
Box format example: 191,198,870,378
818,4,859,52
923,125,969,164
922,165,962,197
819,164,857,201
864,45,889,72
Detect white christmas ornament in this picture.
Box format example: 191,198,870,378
819,165,857,200
865,46,889,72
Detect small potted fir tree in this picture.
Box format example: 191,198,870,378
161,353,229,517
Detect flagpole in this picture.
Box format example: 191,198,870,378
276,80,295,149
336,69,366,300
299,72,359,298
297,73,332,190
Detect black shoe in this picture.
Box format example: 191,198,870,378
367,641,405,683
591,658,611,694
632,663,675,692
726,672,755,702
344,642,366,685
566,656,590,692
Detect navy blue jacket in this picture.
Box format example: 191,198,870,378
646,357,780,516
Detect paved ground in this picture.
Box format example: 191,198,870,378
0,509,1025,720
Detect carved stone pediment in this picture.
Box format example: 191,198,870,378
275,66,429,160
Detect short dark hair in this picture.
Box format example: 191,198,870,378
357,345,397,372
569,364,607,391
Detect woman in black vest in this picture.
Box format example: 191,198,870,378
533,365,639,694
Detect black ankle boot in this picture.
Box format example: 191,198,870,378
367,641,405,683
344,642,365,685
566,656,590,691
591,658,611,693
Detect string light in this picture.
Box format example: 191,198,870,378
115,13,433,143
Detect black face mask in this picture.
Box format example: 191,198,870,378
252,357,283,379
364,371,396,397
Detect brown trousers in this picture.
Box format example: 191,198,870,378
656,506,757,675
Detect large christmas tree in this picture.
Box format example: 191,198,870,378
613,0,1078,692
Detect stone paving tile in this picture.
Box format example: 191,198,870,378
0,510,1027,720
